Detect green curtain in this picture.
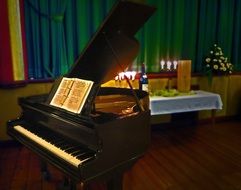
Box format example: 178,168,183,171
25,0,241,79
135,0,200,72
232,0,241,71
24,0,116,79
136,0,241,73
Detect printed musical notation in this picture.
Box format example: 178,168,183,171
50,77,94,113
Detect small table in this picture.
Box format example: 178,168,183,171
150,90,223,126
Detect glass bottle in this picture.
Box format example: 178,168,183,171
139,63,148,92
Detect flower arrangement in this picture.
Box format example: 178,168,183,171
204,44,233,84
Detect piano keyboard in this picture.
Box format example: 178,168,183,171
14,125,95,168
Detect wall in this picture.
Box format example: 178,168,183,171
1,75,241,141
0,83,53,141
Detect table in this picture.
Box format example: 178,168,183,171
150,90,223,125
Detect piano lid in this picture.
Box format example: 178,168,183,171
67,0,156,84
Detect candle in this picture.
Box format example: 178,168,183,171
167,61,171,71
131,71,136,80
173,60,178,70
160,60,165,70
177,60,191,92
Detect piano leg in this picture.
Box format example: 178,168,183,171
57,177,77,190
67,179,77,190
40,160,51,181
107,173,123,190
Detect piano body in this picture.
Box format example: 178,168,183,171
7,1,155,189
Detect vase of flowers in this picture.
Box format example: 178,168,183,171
204,44,233,84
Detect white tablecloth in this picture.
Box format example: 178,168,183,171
150,90,223,115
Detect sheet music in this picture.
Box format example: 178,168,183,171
50,77,94,114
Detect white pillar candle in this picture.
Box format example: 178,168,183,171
173,60,178,70
167,61,171,70
160,60,165,70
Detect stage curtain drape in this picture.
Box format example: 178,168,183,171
138,0,241,72
23,0,241,79
24,0,116,80
0,0,28,86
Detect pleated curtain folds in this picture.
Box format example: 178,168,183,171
24,0,116,80
137,0,241,73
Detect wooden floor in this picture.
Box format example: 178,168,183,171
1,120,241,190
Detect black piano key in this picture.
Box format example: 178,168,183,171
76,151,95,160
51,138,65,145
59,144,72,150
53,140,66,146
62,144,80,152
64,145,83,153
48,136,65,144
71,149,87,157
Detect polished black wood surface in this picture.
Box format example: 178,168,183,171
1,119,241,190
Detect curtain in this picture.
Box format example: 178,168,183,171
136,0,199,72
0,0,27,86
23,0,241,80
138,0,241,73
24,0,116,80
24,0,69,79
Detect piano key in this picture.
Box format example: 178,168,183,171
47,137,64,144
27,127,73,150
50,140,65,146
25,126,94,160
64,145,83,153
13,125,94,167
71,150,86,157
76,152,94,160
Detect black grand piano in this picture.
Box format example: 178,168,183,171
7,1,155,189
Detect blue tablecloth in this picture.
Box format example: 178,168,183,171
150,90,223,115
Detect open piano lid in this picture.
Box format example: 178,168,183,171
67,0,156,84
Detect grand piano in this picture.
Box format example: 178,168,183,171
7,1,156,189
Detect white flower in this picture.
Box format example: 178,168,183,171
205,44,233,74
206,58,211,63
213,65,219,70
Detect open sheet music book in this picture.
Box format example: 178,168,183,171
50,77,94,114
